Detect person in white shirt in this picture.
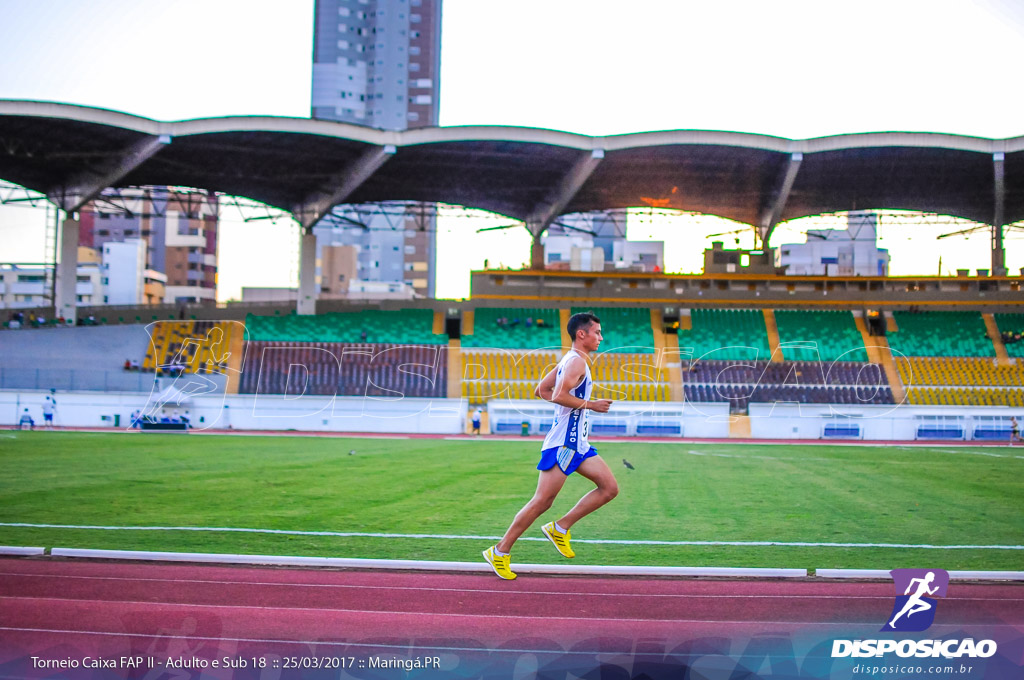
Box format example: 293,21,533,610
483,312,617,580
41,394,56,430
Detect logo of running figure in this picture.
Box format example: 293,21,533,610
881,568,950,632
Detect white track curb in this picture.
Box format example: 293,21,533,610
0,546,45,556
48,548,806,578
816,569,1024,581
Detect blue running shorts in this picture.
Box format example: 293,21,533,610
537,445,599,476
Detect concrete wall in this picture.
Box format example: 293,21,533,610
4,388,1020,441
1,390,464,434
748,402,1024,441
487,400,732,439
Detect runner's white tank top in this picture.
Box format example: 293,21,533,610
541,349,593,453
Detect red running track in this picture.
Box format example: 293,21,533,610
1,557,1023,678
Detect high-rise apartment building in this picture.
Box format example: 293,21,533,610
312,0,442,129
311,0,442,297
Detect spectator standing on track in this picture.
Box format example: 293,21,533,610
1011,417,1021,446
483,312,617,580
19,408,34,430
472,407,482,435
41,394,56,430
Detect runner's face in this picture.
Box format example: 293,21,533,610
577,322,602,352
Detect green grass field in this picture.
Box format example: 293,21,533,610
1,432,1022,571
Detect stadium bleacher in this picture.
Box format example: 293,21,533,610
774,310,867,362
240,341,447,398
679,308,772,361
995,313,1024,358
459,307,670,405
245,309,446,344
144,320,235,375
884,311,1023,407
888,311,992,358
461,307,562,349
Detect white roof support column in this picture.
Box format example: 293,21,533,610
757,152,802,248
297,232,318,316
292,144,397,232
291,143,397,316
524,148,605,269
992,152,1006,275
54,217,80,324
50,134,171,214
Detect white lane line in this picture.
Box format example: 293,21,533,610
7,596,1019,628
686,450,833,462
3,523,1021,550
0,626,910,655
3,571,1022,601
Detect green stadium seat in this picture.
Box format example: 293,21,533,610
995,313,1024,358
245,309,447,344
462,307,561,349
679,308,771,361
775,310,866,362
890,311,992,357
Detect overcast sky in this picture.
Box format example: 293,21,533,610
1,0,1022,298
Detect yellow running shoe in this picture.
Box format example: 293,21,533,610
482,545,517,580
541,521,575,558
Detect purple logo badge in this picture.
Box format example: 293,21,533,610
881,568,949,632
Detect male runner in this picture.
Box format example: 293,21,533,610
483,312,617,580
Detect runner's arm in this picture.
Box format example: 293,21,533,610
534,365,558,400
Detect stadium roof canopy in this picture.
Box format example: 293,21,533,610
0,100,1021,240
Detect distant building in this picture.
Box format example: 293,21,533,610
311,0,442,129
313,218,433,297
703,243,778,275
0,247,165,309
544,215,663,272
240,288,299,304
776,211,889,276
78,188,219,304
242,280,414,303
311,0,441,298
0,262,101,309
101,240,145,305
